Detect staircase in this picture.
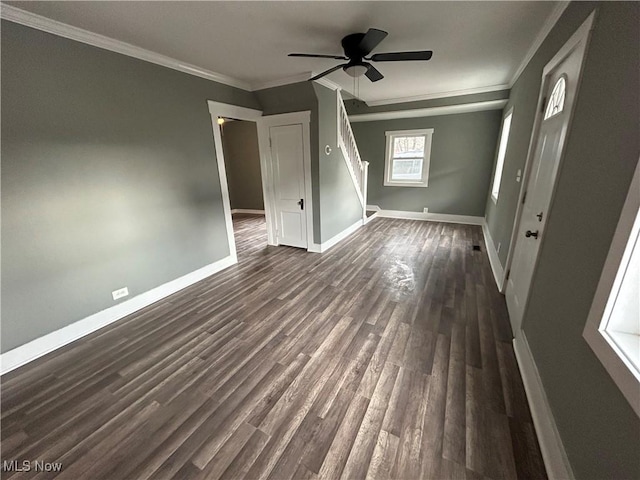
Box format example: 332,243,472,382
337,94,369,221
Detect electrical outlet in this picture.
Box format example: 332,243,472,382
423,207,429,213
516,169,522,182
112,287,129,301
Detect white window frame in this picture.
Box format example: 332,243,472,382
384,129,433,188
491,108,514,203
583,158,640,417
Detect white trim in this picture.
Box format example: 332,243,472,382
250,73,342,92
251,72,314,91
0,1,570,104
207,101,264,260
542,12,595,79
503,12,596,329
307,243,322,253
513,333,575,480
256,111,314,249
349,100,508,123
0,256,236,375
313,77,342,91
0,4,251,91
366,205,381,212
482,220,506,291
364,211,378,225
509,1,571,88
583,158,640,418
384,129,433,188
231,209,265,215
376,210,483,226
366,84,510,107
208,102,263,121
313,219,363,253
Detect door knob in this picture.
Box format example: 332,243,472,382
525,230,539,239
297,198,304,210
536,212,543,221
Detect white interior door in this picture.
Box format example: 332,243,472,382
270,124,308,249
505,27,591,334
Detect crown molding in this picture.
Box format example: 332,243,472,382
251,72,342,92
251,72,313,91
313,77,341,91
349,99,508,123
509,1,570,87
1,1,569,103
0,3,252,91
365,84,510,107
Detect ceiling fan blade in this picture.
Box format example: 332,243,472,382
357,28,388,56
289,53,348,60
365,64,384,82
370,51,433,62
309,64,347,81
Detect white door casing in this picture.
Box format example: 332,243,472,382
505,13,595,334
207,101,264,262
256,111,315,250
270,124,308,248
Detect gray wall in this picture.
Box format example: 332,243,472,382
255,82,362,244
221,121,264,210
486,3,640,479
351,111,502,215
313,84,363,243
1,20,260,352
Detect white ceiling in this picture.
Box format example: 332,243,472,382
5,1,561,104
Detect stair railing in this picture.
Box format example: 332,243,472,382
337,93,368,220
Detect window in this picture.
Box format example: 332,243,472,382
384,129,433,187
490,109,513,203
544,76,567,120
584,160,640,417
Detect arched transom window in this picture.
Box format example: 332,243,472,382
544,76,567,120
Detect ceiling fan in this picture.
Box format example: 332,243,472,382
289,28,433,82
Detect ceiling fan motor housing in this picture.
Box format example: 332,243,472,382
341,33,367,60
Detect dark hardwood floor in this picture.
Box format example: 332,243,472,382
0,214,546,480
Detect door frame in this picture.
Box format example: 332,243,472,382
207,101,264,261
256,111,315,249
502,12,596,328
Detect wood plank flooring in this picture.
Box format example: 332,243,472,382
0,214,546,480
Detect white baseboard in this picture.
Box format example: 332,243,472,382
366,204,381,211
309,219,363,254
513,333,575,480
0,255,237,376
376,209,483,226
482,219,506,291
364,211,378,225
231,209,265,215
307,243,322,253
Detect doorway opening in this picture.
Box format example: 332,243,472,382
218,117,268,258
207,101,316,264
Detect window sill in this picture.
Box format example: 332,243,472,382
383,181,428,188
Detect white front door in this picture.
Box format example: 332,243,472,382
505,21,592,333
270,124,308,249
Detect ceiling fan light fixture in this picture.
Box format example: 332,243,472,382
344,64,368,77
